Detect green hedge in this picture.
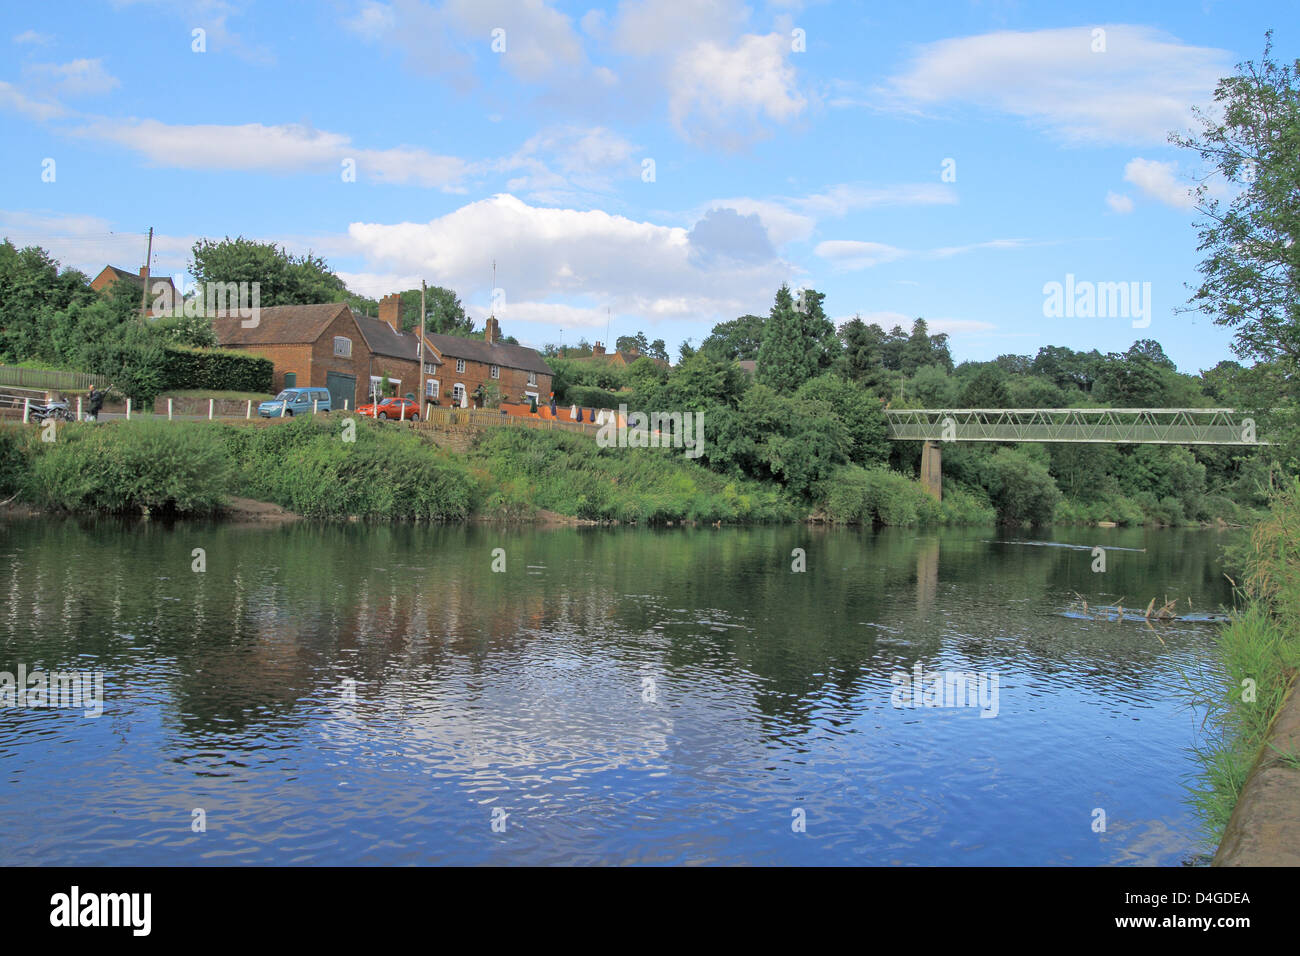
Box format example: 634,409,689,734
162,346,273,394
563,384,624,410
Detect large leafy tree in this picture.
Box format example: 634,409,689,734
0,240,94,361
189,237,372,311
396,286,474,335
1173,35,1300,365
699,313,765,362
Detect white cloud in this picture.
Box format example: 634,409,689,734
816,237,1035,270
1106,191,1135,214
1122,157,1195,209
885,25,1229,145
109,0,274,64
346,193,790,325
344,1,396,39
611,0,748,57
814,240,908,269
72,118,468,188
494,125,641,205
0,80,66,121
669,32,806,146
0,210,193,278
349,0,587,85
24,58,120,97
12,29,53,45
700,182,957,248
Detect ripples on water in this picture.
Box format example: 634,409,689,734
0,520,1234,865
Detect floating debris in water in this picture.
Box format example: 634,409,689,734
1061,592,1230,624
985,540,1146,553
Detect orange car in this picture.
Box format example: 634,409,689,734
355,397,421,421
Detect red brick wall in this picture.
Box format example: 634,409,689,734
423,354,550,408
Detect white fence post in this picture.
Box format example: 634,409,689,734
126,398,132,420
246,400,252,419
76,396,82,421
22,398,29,423
314,399,319,414
208,398,214,421
168,398,174,421
344,399,349,411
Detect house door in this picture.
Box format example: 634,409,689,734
325,371,356,411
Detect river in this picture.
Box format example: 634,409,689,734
0,518,1236,865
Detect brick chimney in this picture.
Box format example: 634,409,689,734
484,315,500,345
592,341,606,356
378,293,402,332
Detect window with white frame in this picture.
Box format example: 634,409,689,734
456,359,466,374
490,365,500,379
333,336,352,357
452,383,465,406
426,379,439,398
527,371,537,386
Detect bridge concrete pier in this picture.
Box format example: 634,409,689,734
921,441,942,501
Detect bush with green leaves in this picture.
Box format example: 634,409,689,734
227,416,477,520
162,346,273,394
819,465,943,526
23,420,231,515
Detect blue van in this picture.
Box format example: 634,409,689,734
258,387,331,417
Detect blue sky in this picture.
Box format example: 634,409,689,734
0,0,1289,372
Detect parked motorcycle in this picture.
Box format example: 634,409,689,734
29,401,74,425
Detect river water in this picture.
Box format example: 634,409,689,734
0,518,1235,865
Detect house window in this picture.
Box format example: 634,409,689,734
490,365,500,379
424,363,437,375
456,359,466,374
333,336,352,357
452,383,466,406
527,371,537,386
426,379,439,399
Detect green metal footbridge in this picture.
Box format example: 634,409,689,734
884,408,1267,498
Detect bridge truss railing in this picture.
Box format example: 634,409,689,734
884,408,1266,445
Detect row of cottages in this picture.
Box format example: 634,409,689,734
210,293,552,411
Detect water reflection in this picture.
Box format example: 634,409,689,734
0,517,1235,865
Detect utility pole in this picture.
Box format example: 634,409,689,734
139,226,153,317
419,280,427,410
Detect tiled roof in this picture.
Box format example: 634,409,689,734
354,315,434,363
212,303,352,346
424,333,553,376
102,265,177,292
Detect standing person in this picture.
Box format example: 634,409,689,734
86,384,109,422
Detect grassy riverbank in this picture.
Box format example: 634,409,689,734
0,419,1267,529
1191,478,1300,841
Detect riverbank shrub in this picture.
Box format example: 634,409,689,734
1191,478,1300,843
224,417,478,520
0,427,29,496
819,465,941,526
23,420,230,514
470,426,793,523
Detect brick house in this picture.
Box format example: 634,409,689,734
90,265,178,316
210,293,551,413
211,302,415,410
421,315,552,409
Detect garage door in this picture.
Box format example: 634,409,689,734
325,371,356,411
